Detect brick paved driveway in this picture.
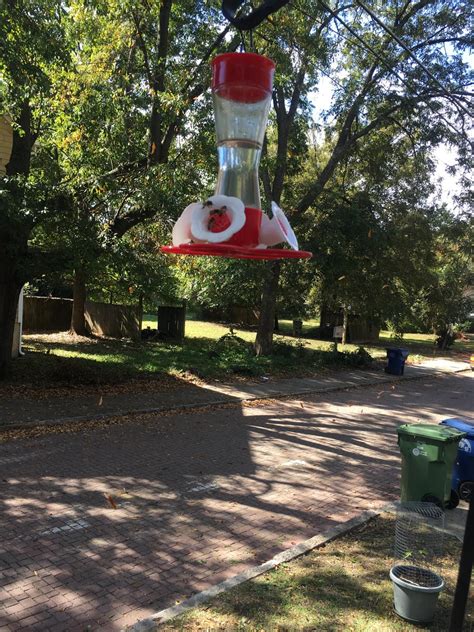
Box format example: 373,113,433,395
1,372,472,631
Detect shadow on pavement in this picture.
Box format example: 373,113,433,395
0,372,472,630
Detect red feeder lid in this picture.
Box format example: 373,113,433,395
161,243,312,260
212,52,275,103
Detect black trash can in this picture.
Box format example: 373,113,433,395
158,305,186,340
385,348,409,375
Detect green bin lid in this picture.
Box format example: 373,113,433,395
397,423,466,442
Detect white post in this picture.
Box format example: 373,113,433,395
11,287,24,358
18,286,24,356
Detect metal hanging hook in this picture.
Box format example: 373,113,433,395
238,29,246,52
221,0,290,31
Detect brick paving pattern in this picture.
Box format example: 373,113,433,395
0,372,472,631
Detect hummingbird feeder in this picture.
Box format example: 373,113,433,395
161,52,311,260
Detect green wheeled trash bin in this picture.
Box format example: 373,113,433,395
397,424,466,509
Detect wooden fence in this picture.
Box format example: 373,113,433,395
23,296,72,332
85,301,141,339
158,305,186,340
23,296,141,339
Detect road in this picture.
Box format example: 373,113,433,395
0,370,472,631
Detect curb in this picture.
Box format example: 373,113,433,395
0,367,467,433
125,504,396,631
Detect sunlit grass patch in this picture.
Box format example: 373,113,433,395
10,317,471,389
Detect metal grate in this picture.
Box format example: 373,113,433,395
391,564,443,589
394,501,445,569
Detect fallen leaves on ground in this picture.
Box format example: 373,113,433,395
104,493,118,509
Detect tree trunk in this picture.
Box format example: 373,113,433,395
0,273,21,379
254,261,281,356
319,302,335,340
70,268,88,335
342,306,349,345
138,293,144,332
6,102,32,177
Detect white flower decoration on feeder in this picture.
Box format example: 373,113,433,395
172,202,200,246
259,202,298,250
172,195,246,246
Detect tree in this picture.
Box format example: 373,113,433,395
253,3,332,353
177,257,263,314
0,0,69,376
298,105,440,327
409,210,473,347
252,0,473,354
2,0,471,376
45,0,236,333
87,223,180,313
0,0,234,373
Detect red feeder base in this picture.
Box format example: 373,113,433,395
161,243,312,260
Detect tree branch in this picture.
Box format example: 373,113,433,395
272,63,307,203
296,87,466,215
260,135,272,203
387,115,418,156
411,35,473,52
148,0,173,165
395,0,433,29
131,12,153,88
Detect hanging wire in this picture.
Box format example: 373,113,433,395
292,5,397,71
354,0,472,118
297,0,411,88
286,0,471,142
222,0,291,31
249,28,255,52
255,19,348,91
239,28,246,51
316,0,471,124
224,1,258,52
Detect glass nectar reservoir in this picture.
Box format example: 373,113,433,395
211,53,275,210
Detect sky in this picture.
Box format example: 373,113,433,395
310,77,463,211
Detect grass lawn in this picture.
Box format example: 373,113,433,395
9,316,472,389
144,315,473,361
378,331,474,358
144,315,473,359
161,513,472,632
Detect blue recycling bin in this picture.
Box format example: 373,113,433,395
385,348,409,376
441,418,474,502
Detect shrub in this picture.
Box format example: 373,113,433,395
325,346,374,368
